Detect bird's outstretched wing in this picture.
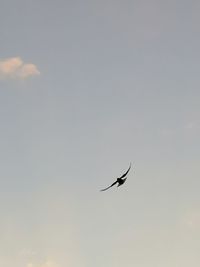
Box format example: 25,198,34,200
100,180,118,191
119,163,131,179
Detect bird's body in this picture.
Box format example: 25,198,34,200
100,163,131,191
117,177,127,186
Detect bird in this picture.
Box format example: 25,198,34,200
100,163,131,192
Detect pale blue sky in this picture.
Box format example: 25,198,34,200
0,1,200,267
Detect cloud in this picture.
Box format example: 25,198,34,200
20,248,36,258
27,260,58,267
181,210,200,229
160,128,175,137
40,261,58,267
185,120,200,131
0,57,40,79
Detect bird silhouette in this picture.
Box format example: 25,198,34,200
100,163,131,192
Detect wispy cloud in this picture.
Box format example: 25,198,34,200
185,120,200,132
20,248,36,258
181,210,200,230
0,57,40,79
27,260,58,267
159,119,200,138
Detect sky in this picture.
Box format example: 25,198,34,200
0,0,200,266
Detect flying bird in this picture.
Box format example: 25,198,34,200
100,163,131,192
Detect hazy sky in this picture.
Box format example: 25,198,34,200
1,0,200,266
